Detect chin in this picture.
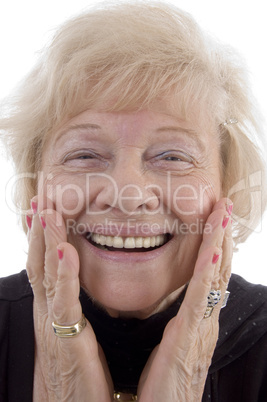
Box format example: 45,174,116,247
72,230,197,317
88,285,175,319
80,264,169,314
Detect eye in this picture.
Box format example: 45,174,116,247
62,149,100,162
157,151,193,163
150,150,194,172
61,149,108,169
76,154,95,160
163,155,183,162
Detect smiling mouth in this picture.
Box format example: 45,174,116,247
86,232,172,252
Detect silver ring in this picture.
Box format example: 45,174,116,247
222,290,230,308
204,289,221,319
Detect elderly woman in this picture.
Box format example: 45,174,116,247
0,2,267,401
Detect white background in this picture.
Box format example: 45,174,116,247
0,0,266,283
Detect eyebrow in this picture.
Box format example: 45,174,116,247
155,126,205,152
55,123,205,152
55,123,102,143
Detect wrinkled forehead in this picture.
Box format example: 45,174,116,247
40,99,219,175
46,91,217,147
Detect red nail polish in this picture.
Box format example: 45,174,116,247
222,216,230,229
26,215,32,229
212,253,220,264
26,215,32,230
226,203,233,216
57,248,63,260
31,201,38,215
40,216,46,229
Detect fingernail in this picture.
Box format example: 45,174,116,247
226,203,233,216
26,215,32,230
212,253,220,264
222,215,230,229
31,200,38,215
40,216,46,229
57,248,64,260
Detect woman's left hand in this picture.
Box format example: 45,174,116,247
137,198,233,402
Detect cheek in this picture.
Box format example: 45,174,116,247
38,173,88,217
167,173,220,221
38,172,113,220
56,188,85,218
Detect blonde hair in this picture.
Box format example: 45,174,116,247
0,1,266,244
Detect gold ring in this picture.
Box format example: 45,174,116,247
114,391,138,400
52,314,87,338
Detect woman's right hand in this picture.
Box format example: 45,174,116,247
26,198,113,402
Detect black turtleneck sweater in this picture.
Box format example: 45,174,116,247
0,270,267,401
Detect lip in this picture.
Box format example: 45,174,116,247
80,232,175,263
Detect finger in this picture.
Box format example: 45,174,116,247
25,210,33,242
213,197,233,216
203,198,233,295
171,246,221,339
199,198,232,256
199,219,233,324
39,209,67,312
52,242,82,326
26,195,54,242
26,199,47,314
219,217,233,290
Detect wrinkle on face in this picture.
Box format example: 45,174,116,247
37,107,223,315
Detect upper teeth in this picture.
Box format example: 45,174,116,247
90,233,167,248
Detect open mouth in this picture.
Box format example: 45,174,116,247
86,232,172,252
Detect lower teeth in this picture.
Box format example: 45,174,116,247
97,244,108,250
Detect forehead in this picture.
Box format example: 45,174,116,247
50,105,216,148
47,110,210,159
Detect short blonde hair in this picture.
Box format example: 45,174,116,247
0,1,266,244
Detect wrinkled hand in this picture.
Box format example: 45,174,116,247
26,198,113,402
137,198,233,402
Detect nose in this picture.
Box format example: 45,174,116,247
94,164,160,216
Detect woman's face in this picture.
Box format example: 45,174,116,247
40,107,222,317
